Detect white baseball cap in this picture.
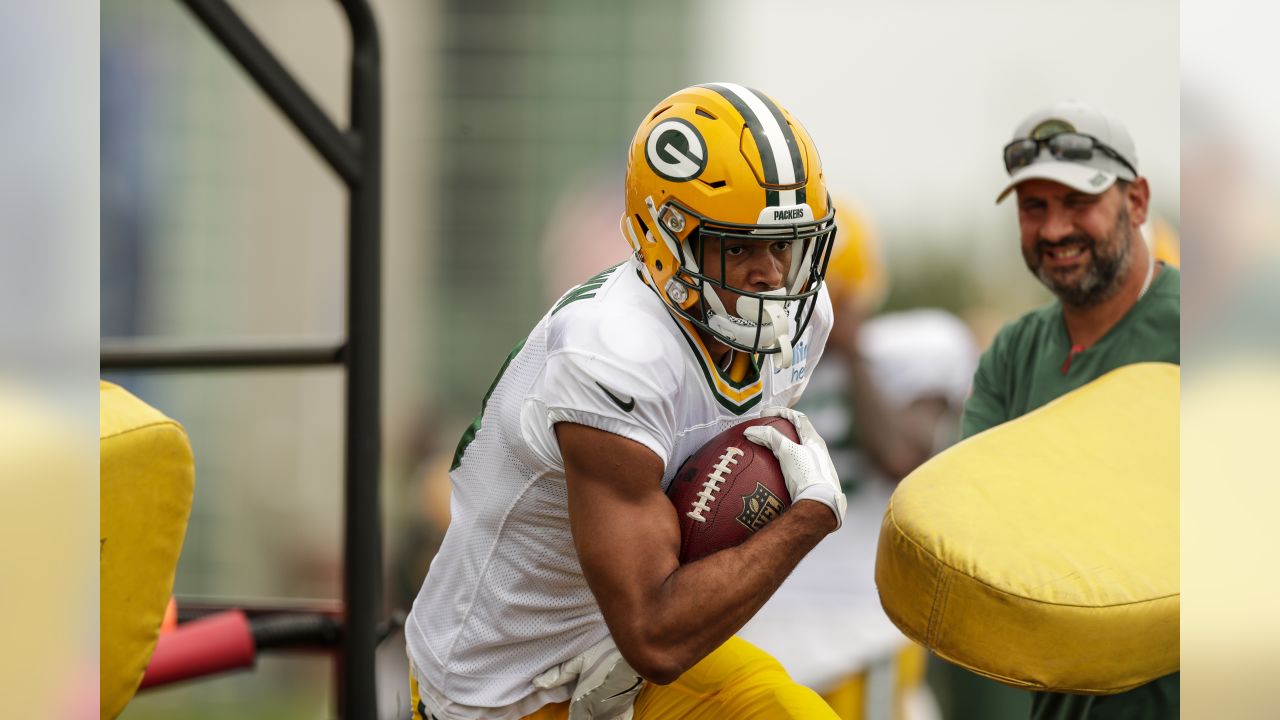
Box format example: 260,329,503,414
996,100,1139,203
860,309,977,410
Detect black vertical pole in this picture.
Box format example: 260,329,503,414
339,1,382,717
168,1,384,715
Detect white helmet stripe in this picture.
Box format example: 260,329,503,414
708,83,796,185
702,83,805,208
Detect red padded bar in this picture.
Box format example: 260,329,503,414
138,610,256,689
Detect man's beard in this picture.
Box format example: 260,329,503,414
1024,208,1134,308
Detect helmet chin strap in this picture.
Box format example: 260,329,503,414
745,294,794,368
704,288,797,368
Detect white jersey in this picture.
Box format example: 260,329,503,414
406,257,833,719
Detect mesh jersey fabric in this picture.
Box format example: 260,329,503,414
406,257,833,717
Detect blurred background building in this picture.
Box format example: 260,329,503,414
100,0,1177,717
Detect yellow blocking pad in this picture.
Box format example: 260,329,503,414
875,363,1178,694
100,381,195,719
0,385,94,719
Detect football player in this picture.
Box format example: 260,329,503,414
406,83,846,720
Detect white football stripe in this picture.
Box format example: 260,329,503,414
712,82,796,186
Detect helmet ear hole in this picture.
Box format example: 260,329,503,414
655,259,663,271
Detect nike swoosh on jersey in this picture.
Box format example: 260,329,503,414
595,382,635,412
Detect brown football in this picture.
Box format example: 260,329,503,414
667,417,797,563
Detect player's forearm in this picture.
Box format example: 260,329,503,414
614,501,834,683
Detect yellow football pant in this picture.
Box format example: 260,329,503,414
411,636,838,719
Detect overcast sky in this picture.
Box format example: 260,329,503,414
694,0,1179,263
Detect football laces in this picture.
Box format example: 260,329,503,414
686,446,744,522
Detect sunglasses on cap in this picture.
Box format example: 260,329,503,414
1003,132,1138,178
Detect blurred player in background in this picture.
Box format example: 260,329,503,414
406,84,849,720
961,100,1180,719
739,203,976,720
1141,214,1180,270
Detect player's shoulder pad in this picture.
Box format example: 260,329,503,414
546,297,683,397
539,298,684,462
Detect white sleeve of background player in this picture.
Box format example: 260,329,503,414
788,282,835,405
537,305,682,467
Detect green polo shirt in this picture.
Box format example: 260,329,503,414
960,266,1180,720
963,266,1179,436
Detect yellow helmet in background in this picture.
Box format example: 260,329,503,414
1142,214,1181,268
621,83,836,366
823,198,889,313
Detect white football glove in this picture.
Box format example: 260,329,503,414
743,407,847,529
532,636,645,720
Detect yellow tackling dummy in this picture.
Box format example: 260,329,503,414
876,363,1178,694
101,381,195,719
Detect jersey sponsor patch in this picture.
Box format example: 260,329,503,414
770,335,811,392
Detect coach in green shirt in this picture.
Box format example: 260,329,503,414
960,100,1180,720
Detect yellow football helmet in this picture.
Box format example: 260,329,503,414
1142,213,1181,268
823,198,889,313
621,83,836,367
